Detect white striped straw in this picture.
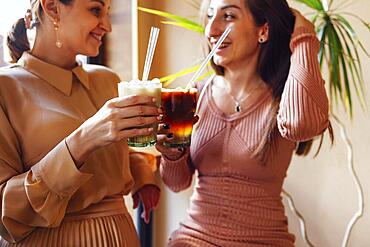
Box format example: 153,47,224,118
142,27,160,81
186,27,232,89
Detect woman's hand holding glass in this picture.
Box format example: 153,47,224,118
155,115,199,161
155,123,186,161
66,95,161,166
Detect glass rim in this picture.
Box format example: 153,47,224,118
119,80,161,85
162,87,197,93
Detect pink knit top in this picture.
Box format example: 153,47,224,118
160,28,329,246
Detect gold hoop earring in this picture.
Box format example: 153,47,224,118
53,19,62,48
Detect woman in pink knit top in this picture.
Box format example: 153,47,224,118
0,0,160,245
156,0,330,246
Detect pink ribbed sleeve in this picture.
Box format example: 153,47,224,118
160,152,195,192
277,27,329,142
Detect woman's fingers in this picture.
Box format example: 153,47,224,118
157,123,171,134
118,127,154,140
117,105,160,119
193,115,199,125
110,95,157,108
156,123,173,144
156,127,174,144
156,133,174,144
78,95,162,149
156,145,185,161
141,209,151,224
290,8,300,16
155,142,182,155
155,123,186,160
118,115,159,130
291,8,315,33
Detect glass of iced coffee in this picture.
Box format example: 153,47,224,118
161,87,197,147
118,79,162,147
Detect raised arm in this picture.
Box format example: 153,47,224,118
277,12,329,142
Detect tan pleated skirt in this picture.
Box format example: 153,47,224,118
0,197,140,247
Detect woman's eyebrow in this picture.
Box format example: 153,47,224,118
90,0,105,6
221,4,241,10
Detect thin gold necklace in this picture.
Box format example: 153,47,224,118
229,94,248,112
228,81,264,113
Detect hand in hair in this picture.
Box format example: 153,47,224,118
291,8,315,34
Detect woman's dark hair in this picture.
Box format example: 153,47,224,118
7,0,73,63
202,0,333,163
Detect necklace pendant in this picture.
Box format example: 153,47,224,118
235,103,241,112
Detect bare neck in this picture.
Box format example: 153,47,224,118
31,28,77,70
221,54,262,97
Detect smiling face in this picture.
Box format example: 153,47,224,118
205,0,265,69
58,0,112,57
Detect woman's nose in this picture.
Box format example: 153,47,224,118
100,15,112,33
205,16,223,39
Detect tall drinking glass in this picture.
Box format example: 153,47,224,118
118,80,162,147
161,88,197,147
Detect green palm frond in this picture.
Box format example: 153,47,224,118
295,0,369,118
160,64,200,87
337,13,370,57
160,64,213,88
334,22,366,110
161,21,204,33
138,7,203,33
326,20,344,108
333,15,366,100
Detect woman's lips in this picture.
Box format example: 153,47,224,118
214,43,231,54
90,33,103,44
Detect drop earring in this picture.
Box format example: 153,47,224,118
53,19,62,48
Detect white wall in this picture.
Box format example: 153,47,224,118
146,0,370,246
0,0,29,63
285,1,370,246
143,1,203,245
0,35,6,67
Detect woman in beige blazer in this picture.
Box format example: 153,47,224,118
0,0,160,246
